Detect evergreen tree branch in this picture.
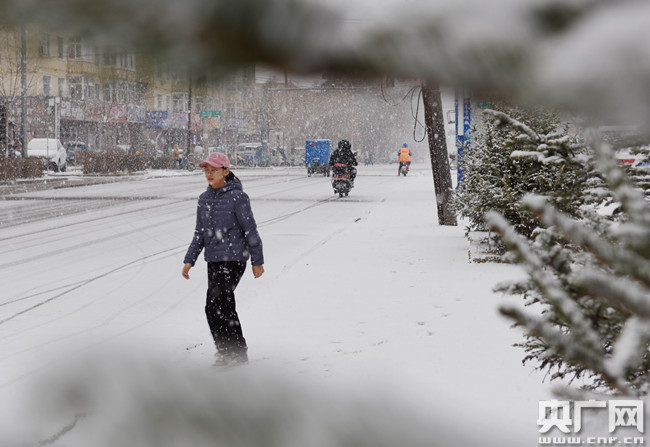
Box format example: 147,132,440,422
587,129,650,225
603,317,650,384
487,211,605,355
522,195,650,288
576,270,650,319
499,306,631,395
484,109,540,143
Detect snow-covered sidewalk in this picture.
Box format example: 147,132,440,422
243,163,555,440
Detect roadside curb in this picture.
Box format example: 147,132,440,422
0,170,200,196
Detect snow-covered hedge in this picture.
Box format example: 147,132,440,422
488,133,650,395
82,151,150,174
453,104,597,240
0,157,44,181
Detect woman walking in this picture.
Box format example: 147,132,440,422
182,152,264,367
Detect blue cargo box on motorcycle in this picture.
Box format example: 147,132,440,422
305,139,331,177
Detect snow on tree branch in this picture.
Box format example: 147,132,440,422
523,194,650,288
604,317,650,384
486,211,604,354
499,305,630,394
483,109,540,143
576,270,650,319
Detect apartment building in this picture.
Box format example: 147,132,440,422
0,24,256,157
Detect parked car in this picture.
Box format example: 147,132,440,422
27,138,67,172
65,141,87,165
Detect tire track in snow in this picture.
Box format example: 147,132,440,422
0,267,197,390
277,185,400,275
279,226,348,275
0,209,196,270
0,199,193,256
0,191,337,326
0,175,311,244
0,246,184,327
0,198,191,242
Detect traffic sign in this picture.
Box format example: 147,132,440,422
200,110,221,118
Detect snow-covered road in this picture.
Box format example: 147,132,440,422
0,163,552,445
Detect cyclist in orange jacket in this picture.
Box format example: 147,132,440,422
397,143,411,175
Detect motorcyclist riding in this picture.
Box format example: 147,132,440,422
329,139,358,183
397,143,411,176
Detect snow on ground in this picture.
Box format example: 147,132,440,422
0,162,553,446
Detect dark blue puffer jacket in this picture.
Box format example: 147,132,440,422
183,178,264,266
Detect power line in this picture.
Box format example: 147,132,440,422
379,78,426,142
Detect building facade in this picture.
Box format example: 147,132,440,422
0,25,256,158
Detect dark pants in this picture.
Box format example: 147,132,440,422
206,261,247,355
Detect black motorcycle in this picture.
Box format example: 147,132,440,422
331,163,353,197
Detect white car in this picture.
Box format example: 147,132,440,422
27,138,67,172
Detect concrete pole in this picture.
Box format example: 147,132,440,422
186,71,193,155
422,81,457,226
20,23,27,158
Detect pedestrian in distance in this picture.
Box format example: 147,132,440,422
182,152,265,368
172,144,181,169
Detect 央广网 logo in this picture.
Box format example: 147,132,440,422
538,400,645,445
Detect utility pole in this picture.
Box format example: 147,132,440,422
262,87,269,144
20,23,27,158
421,81,457,226
186,70,193,154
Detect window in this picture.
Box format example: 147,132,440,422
195,96,203,113
103,48,116,66
69,76,97,100
156,61,169,81
103,47,136,70
83,78,97,100
120,52,135,70
166,96,170,110
69,77,82,99
157,95,162,109
68,38,94,61
104,83,116,103
117,83,128,103
57,37,64,58
58,78,65,97
104,81,144,105
39,34,50,57
43,76,51,96
68,37,81,59
172,93,188,111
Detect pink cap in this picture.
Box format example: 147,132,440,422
199,152,230,169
